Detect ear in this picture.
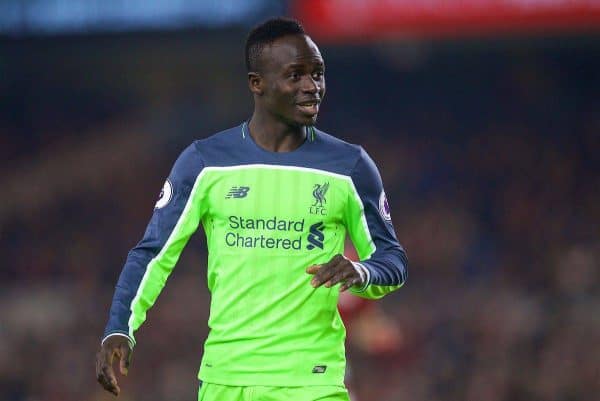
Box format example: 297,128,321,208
248,72,263,96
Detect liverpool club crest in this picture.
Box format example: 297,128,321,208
310,182,329,215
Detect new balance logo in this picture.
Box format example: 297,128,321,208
226,186,250,199
307,221,325,250
312,365,327,374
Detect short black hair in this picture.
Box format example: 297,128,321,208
245,17,306,72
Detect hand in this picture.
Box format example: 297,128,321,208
95,335,132,396
306,254,364,292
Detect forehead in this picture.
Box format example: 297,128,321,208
261,34,323,71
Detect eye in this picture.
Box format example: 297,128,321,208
289,71,301,81
312,71,324,80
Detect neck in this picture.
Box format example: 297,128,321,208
248,110,307,152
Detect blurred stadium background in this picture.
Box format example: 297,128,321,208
1,1,599,400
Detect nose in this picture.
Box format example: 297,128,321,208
301,75,319,94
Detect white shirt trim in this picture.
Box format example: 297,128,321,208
101,333,135,348
350,261,370,292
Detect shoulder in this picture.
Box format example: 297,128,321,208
192,125,242,154
313,127,377,175
168,125,241,177
186,124,245,167
314,129,383,190
314,128,362,157
311,128,365,175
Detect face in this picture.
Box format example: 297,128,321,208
251,34,326,126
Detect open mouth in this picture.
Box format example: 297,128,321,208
297,100,320,115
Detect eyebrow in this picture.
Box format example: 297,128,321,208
284,61,325,69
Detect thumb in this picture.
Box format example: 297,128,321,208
119,344,132,376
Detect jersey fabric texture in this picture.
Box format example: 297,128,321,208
197,382,350,401
102,122,408,387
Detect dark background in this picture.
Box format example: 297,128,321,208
1,1,599,400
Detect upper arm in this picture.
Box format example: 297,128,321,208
344,147,400,260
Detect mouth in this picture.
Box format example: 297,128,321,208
296,100,320,116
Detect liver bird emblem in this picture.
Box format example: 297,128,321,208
312,182,329,207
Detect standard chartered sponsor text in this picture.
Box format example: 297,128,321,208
225,216,305,249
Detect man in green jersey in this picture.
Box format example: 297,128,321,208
96,17,408,401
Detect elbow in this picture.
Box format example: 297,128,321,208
386,241,407,286
378,246,408,286
398,250,408,286
363,245,408,287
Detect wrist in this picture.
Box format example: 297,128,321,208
102,332,135,349
350,261,370,292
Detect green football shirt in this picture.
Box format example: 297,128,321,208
102,123,407,386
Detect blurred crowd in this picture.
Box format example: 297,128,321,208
1,33,598,401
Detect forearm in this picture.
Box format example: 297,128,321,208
351,245,408,299
103,248,156,345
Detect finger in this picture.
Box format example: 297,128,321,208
101,364,116,387
307,253,348,279
96,350,111,385
95,351,104,379
119,344,132,376
318,254,345,270
97,373,116,396
325,269,355,288
306,254,344,275
101,365,120,396
312,259,344,287
96,346,123,396
306,265,321,275
339,276,362,292
328,265,359,287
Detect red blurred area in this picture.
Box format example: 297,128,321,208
293,0,600,42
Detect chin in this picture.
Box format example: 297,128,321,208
298,115,319,126
285,112,319,128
